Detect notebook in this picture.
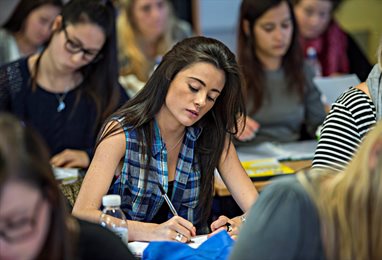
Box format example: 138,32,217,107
236,140,317,180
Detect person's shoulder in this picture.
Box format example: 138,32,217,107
76,218,135,260
0,57,30,85
338,87,372,106
172,19,193,41
0,28,13,40
261,174,311,203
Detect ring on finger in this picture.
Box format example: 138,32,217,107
175,232,183,242
226,223,233,233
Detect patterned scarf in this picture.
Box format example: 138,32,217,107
300,20,349,76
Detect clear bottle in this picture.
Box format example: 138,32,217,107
306,47,322,77
100,195,128,245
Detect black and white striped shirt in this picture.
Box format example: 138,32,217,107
312,87,376,171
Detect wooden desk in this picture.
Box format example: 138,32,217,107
214,160,311,196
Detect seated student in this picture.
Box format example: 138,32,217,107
73,36,258,242
0,0,128,169
312,38,382,171
292,0,372,81
0,0,63,66
235,0,326,144
117,0,192,97
0,113,135,260
230,119,382,260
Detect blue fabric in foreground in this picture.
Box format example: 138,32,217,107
143,231,234,260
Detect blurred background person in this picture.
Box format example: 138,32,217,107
292,0,372,81
0,0,63,66
230,119,382,260
117,0,192,97
235,0,325,144
0,113,135,260
0,0,128,169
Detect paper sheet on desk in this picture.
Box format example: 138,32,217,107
52,167,79,184
237,140,317,162
313,74,360,105
128,235,208,257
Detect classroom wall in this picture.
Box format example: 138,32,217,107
199,0,241,54
0,0,19,25
335,0,382,64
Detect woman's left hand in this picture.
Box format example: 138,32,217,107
209,215,243,239
50,149,90,168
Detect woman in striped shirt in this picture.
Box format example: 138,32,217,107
312,38,382,171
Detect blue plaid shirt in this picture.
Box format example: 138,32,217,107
109,120,202,224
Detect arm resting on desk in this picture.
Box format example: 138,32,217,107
210,138,258,236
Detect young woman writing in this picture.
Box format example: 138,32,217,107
73,36,258,242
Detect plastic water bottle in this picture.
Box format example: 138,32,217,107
100,195,128,245
306,47,322,77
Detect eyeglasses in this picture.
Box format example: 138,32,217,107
0,196,43,243
62,25,102,63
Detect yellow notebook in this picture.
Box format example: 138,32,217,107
241,158,294,178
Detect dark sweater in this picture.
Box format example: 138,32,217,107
0,57,128,159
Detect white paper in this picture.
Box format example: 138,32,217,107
52,167,79,184
313,74,360,105
128,235,208,257
236,140,317,162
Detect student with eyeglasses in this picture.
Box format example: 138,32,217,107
0,113,135,260
0,0,129,169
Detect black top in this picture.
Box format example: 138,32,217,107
151,181,174,224
0,58,128,158
346,33,372,82
230,175,324,260
77,218,135,260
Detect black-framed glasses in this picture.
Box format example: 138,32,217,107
0,196,43,243
62,25,102,63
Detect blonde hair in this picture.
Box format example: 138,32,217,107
117,0,177,82
298,121,382,260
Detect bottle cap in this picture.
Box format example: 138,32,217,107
306,47,317,57
102,195,121,207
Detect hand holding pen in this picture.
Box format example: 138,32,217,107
209,215,246,239
158,183,196,242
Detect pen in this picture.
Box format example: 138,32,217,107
158,183,178,216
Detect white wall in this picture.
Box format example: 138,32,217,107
199,0,241,54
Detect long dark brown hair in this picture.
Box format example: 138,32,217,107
237,0,305,113
0,113,75,260
98,36,246,226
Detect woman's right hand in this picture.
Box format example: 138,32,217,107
236,116,260,141
152,216,196,242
